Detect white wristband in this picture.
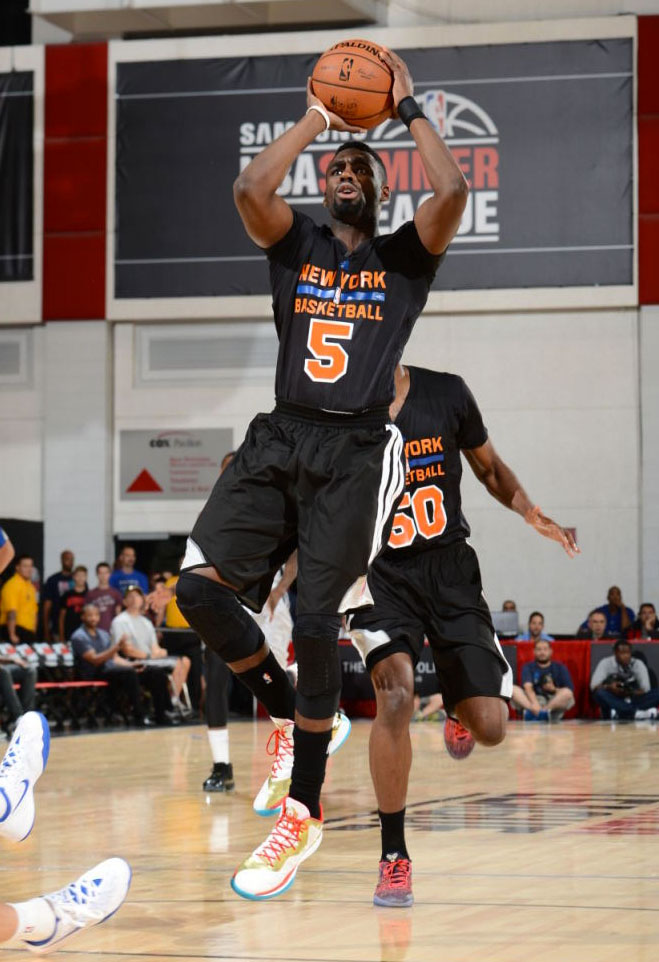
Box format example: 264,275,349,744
306,103,330,131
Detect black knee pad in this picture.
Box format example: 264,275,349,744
294,614,342,719
176,572,264,663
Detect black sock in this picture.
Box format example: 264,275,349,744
289,725,332,819
236,651,296,720
379,809,409,861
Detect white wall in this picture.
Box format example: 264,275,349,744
0,327,43,521
113,321,277,536
640,305,659,604
43,322,112,575
404,308,641,634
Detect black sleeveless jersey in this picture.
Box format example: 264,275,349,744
384,366,488,557
266,211,442,413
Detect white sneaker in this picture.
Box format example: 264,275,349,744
328,709,351,756
253,721,295,817
232,797,322,900
253,711,352,817
24,857,132,955
0,711,50,843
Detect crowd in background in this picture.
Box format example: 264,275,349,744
1,536,658,734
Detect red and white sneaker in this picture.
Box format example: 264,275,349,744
232,797,323,900
253,721,295,817
443,717,475,760
373,856,413,907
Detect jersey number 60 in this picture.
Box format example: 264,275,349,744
304,318,354,383
388,484,448,549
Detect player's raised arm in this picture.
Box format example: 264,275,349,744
463,439,580,558
380,48,468,255
233,82,363,249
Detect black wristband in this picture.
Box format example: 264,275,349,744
397,96,426,128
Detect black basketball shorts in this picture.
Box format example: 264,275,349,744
349,540,513,715
182,403,404,616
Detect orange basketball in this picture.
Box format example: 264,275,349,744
311,38,393,129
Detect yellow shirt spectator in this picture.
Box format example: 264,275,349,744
164,575,189,628
1,571,38,633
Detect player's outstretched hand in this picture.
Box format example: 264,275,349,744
525,505,580,558
379,47,414,112
306,78,366,133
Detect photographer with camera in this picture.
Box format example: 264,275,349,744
511,639,575,722
590,639,659,720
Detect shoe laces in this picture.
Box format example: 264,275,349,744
448,720,471,742
0,736,20,777
48,875,104,923
379,858,411,889
255,807,305,867
266,726,294,777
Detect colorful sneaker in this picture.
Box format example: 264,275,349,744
23,857,132,955
253,721,295,817
232,797,323,900
328,709,351,756
0,711,50,843
443,718,475,760
253,713,351,817
373,856,414,908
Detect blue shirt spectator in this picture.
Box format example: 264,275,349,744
109,546,149,595
580,586,634,636
71,621,113,680
521,658,573,696
516,610,554,643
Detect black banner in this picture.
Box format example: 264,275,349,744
0,71,33,283
115,38,633,299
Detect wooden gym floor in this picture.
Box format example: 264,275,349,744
2,718,658,961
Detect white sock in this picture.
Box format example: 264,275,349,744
207,728,229,765
4,898,57,945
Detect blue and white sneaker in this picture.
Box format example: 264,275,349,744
24,858,132,955
0,711,50,843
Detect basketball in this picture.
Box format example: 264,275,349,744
311,38,393,129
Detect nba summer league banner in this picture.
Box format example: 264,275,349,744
114,38,632,299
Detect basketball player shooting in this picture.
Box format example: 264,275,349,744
176,45,469,900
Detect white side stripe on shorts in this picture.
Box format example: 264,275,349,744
369,424,405,565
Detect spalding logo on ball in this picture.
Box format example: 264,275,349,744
311,39,394,129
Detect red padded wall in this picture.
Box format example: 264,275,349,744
43,43,107,320
639,17,659,305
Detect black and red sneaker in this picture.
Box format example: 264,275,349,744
443,717,475,760
373,855,413,907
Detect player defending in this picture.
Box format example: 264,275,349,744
350,364,579,907
175,48,468,900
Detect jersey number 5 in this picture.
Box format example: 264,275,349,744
388,484,448,549
304,318,354,383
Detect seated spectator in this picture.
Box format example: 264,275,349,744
590,639,659,720
626,603,659,641
580,585,635,636
577,610,616,641
42,549,74,642
71,604,171,727
109,546,149,596
110,586,190,716
511,639,575,721
0,556,38,643
58,566,89,640
85,563,123,632
0,647,36,735
502,600,517,612
516,611,554,642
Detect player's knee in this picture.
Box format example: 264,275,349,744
457,697,508,747
176,571,263,662
294,614,342,720
371,659,414,727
